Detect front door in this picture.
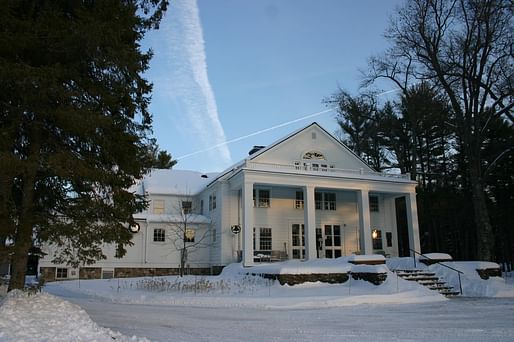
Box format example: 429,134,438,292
323,224,342,258
291,224,305,259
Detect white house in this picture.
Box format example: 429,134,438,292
39,122,420,280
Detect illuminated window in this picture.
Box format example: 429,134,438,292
153,200,165,214
185,228,195,243
372,229,383,249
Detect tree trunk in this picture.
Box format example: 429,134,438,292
469,159,495,261
8,173,37,291
8,139,40,291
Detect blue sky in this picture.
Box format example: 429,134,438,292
143,0,403,172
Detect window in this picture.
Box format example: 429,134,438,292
185,228,195,243
182,201,192,214
153,200,165,214
295,191,304,209
324,192,336,210
386,232,393,247
209,193,216,211
372,229,383,250
253,189,270,208
212,227,217,242
259,228,272,250
153,228,165,242
369,196,379,212
56,268,68,279
200,200,204,214
315,192,336,210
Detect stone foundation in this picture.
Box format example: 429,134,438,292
258,273,349,286
253,272,387,286
41,266,217,282
40,267,56,282
350,272,387,285
80,267,102,279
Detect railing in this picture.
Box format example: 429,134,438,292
245,161,410,180
410,249,463,295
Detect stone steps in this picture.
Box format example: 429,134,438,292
395,269,460,297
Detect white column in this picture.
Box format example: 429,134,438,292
242,181,254,266
303,185,317,259
405,192,421,255
357,189,372,255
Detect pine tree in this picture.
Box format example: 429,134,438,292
0,0,168,290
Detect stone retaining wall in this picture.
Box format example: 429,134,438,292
476,267,501,279
252,272,387,286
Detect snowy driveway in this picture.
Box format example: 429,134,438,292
48,287,514,342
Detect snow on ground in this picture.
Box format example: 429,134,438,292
387,257,514,297
431,261,514,297
0,290,149,342
39,262,445,309
1,260,514,341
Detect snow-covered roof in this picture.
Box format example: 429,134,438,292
134,169,219,196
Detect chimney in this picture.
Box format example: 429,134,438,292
248,145,265,155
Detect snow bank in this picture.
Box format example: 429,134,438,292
419,253,452,261
231,258,352,275
430,261,514,297
0,290,149,342
43,259,446,309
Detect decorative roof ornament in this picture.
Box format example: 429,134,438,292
303,151,326,160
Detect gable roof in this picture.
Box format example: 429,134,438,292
207,122,378,187
248,122,375,171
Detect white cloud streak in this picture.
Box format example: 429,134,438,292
152,0,231,169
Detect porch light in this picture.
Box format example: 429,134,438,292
372,229,379,239
129,223,140,233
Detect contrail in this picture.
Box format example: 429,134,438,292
175,87,403,161
153,0,231,169
176,107,336,160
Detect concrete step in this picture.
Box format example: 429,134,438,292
394,269,460,297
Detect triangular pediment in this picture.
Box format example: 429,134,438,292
250,123,375,172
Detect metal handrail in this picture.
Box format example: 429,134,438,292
410,249,463,295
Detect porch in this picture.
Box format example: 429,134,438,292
230,175,420,266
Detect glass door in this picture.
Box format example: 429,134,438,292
291,224,305,259
323,225,342,258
